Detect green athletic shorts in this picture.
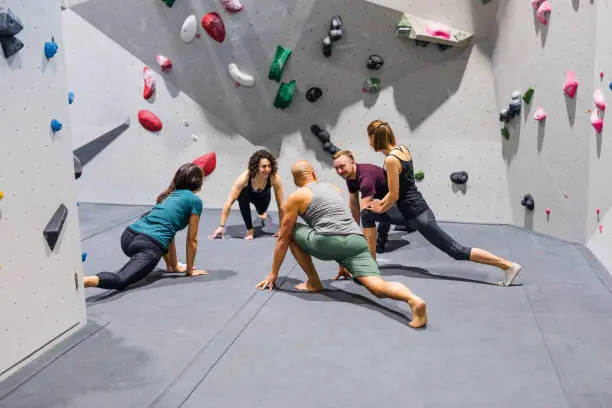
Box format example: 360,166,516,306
292,223,381,278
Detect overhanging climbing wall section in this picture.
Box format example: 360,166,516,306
64,0,513,226
0,0,87,380
490,0,596,244
587,0,612,271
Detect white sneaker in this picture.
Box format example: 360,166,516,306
502,263,522,286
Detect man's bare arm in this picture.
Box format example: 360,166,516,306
269,192,302,276
349,192,361,225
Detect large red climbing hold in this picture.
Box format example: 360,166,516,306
221,0,244,13
192,152,217,176
202,12,225,43
143,66,155,100
563,71,578,98
138,110,163,132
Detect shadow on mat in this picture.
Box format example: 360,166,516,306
86,269,238,304
379,264,500,286
277,277,416,327
224,219,278,239
380,239,411,253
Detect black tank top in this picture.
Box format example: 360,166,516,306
384,145,429,218
249,175,272,197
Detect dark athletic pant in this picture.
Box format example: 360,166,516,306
237,187,271,230
96,228,164,290
361,207,472,260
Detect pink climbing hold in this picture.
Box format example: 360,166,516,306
563,71,578,98
536,0,552,25
594,88,606,111
545,208,551,215
599,224,604,233
156,55,172,73
143,66,155,100
597,208,601,214
534,107,547,121
425,22,451,39
530,0,541,7
221,0,244,13
591,110,604,133
600,71,605,79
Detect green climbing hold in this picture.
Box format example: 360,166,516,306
522,87,534,105
363,77,381,93
274,80,296,110
397,15,411,36
414,170,425,181
268,45,292,82
501,125,510,139
162,0,176,7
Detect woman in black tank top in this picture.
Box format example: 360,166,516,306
210,149,286,240
364,120,522,287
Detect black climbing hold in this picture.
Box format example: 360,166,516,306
328,144,340,155
508,98,522,117
43,203,68,251
322,141,333,152
437,44,452,52
74,155,82,180
317,130,331,143
329,28,343,42
499,108,512,123
0,7,24,36
415,40,429,47
310,124,322,135
450,171,468,184
521,194,535,211
322,37,332,57
0,35,23,58
306,87,323,102
330,15,343,30
367,54,384,70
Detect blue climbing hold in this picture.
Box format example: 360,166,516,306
81,252,87,262
68,91,74,104
44,39,58,59
609,81,612,91
51,119,62,132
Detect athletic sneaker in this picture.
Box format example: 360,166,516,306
502,263,522,286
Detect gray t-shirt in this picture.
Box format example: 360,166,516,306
300,182,363,236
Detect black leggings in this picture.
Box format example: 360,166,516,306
96,228,164,290
361,208,472,261
237,187,271,230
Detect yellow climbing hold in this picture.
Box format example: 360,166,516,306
0,191,4,200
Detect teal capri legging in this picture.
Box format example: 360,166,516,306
292,223,381,278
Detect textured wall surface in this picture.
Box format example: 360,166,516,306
0,0,87,379
587,0,612,271
64,0,512,225
491,0,596,243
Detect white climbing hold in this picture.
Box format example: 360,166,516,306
228,63,255,87
534,107,546,121
181,15,198,43
594,88,606,111
221,0,244,13
191,134,198,141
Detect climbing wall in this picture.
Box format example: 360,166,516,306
491,1,596,244
587,0,612,271
63,0,512,224
0,0,87,379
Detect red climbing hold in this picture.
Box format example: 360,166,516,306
156,55,172,73
425,22,450,39
591,110,604,133
221,0,244,13
594,88,606,111
138,110,163,132
563,71,578,98
536,0,551,25
143,66,155,100
599,224,604,233
192,152,217,176
202,12,225,43
545,208,550,215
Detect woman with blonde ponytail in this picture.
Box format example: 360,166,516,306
83,163,208,291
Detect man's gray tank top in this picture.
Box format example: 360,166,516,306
301,182,363,236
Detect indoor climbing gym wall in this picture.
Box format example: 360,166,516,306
62,0,513,224
0,0,87,380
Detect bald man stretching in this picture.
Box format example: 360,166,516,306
256,160,427,328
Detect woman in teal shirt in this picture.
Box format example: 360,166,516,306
84,163,208,290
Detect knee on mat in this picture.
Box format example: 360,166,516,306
448,244,471,261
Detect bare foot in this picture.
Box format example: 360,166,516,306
244,229,254,240
409,299,427,328
295,280,323,292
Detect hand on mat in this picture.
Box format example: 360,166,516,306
167,262,188,273
187,269,208,277
256,273,277,291
334,266,352,280
366,199,384,213
208,226,225,239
